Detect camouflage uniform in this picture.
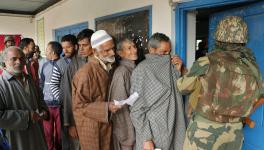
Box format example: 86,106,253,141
4,36,15,48
0,36,15,69
183,115,243,150
177,16,263,150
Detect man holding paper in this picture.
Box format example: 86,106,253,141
130,33,186,150
109,38,138,150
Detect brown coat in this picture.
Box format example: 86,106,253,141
72,57,111,150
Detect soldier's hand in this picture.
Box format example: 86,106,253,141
108,102,122,113
143,140,154,150
171,55,183,71
68,126,78,139
31,111,42,123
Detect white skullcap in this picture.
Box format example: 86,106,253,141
91,30,112,48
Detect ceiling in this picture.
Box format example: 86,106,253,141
0,0,62,15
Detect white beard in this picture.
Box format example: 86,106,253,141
100,56,115,63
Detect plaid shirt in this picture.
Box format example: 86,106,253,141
130,54,186,150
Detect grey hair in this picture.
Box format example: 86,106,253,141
0,46,23,62
116,38,134,52
148,32,170,49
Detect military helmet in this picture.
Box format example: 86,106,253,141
4,35,15,44
215,16,248,43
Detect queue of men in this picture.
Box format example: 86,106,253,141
0,15,263,150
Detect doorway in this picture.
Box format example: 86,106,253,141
182,1,259,68
175,0,264,149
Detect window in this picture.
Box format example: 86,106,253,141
54,22,88,42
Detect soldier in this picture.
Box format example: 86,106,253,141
0,36,16,74
4,36,15,49
177,16,263,150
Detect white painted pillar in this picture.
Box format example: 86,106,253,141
186,11,196,69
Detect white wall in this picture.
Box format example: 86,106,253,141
35,0,173,49
0,15,35,39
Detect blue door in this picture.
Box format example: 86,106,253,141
208,1,264,150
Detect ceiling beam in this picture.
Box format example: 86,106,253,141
33,0,62,15
0,9,34,15
0,0,62,16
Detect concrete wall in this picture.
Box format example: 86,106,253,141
0,15,35,39
35,0,173,49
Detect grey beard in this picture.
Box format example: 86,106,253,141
100,56,115,63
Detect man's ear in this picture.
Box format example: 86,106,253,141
93,49,98,56
117,50,123,57
75,44,78,51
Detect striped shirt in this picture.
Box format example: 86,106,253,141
50,65,61,100
50,57,71,101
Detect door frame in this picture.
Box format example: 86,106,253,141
175,0,255,64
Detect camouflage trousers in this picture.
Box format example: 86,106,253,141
183,115,243,150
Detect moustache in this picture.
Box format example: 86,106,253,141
100,56,115,63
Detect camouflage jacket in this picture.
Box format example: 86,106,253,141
177,43,264,123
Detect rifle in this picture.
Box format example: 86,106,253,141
244,97,264,128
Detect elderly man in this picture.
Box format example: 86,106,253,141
0,36,16,74
130,33,186,150
72,30,121,150
0,46,48,150
109,38,137,150
0,36,17,148
62,29,94,150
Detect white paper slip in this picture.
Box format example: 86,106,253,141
114,92,139,106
